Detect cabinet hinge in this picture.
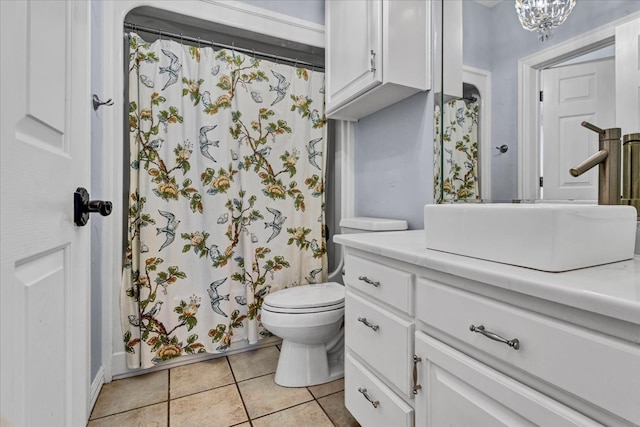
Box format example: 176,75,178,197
539,90,544,102
539,176,544,187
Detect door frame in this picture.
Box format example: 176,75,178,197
517,11,640,201
95,0,331,388
463,65,492,201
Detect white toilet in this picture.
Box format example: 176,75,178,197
261,217,408,387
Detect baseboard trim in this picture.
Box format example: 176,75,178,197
111,336,282,380
89,366,105,414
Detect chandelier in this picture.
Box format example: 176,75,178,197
515,0,576,41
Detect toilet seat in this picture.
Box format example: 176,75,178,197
262,282,345,314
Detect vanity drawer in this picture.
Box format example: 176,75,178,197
345,352,414,427
416,277,640,426
346,290,413,395
344,253,413,314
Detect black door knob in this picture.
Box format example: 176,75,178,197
74,187,112,226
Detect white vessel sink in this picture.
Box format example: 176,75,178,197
424,203,637,272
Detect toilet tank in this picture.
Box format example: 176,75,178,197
339,217,408,234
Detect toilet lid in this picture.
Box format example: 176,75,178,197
263,282,345,310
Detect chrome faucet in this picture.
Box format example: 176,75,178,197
569,121,622,205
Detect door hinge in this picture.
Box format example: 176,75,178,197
539,91,544,102
539,176,544,187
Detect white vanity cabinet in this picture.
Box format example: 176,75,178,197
336,230,640,427
343,252,416,427
325,0,430,121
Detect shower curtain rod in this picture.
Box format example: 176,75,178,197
124,22,324,71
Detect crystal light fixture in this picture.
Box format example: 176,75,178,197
515,0,576,41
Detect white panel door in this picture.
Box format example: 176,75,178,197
1,1,92,426
615,17,640,133
542,59,615,201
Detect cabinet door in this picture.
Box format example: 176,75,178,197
326,0,382,109
414,332,602,427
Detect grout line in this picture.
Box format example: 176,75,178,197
167,380,237,402
250,399,316,423
228,355,253,426
315,394,338,427
226,354,239,384
88,400,169,421
235,370,278,384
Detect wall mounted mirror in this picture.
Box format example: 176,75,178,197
435,0,640,204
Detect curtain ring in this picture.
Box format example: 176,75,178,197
252,49,256,59
180,33,183,45
294,58,298,68
158,28,162,41
197,37,201,48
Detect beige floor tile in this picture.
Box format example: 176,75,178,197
90,371,168,419
252,401,334,427
170,357,234,399
87,402,168,427
169,384,247,427
308,377,344,398
318,391,360,427
227,345,280,381
237,374,313,419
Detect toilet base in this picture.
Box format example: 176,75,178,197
274,339,344,387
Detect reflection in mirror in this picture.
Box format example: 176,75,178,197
437,0,640,203
434,86,480,202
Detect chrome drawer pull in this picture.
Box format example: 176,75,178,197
412,355,422,395
358,387,379,408
469,324,520,350
370,50,376,72
358,275,380,287
357,317,379,332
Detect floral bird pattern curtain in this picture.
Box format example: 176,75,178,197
121,33,327,369
434,99,480,202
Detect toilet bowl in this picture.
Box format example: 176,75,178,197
261,217,408,387
262,282,345,387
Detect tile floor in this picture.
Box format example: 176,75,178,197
89,344,360,427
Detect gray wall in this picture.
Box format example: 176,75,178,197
354,92,435,229
463,0,640,200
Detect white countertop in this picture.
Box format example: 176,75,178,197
334,230,640,325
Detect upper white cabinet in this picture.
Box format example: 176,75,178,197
325,0,430,121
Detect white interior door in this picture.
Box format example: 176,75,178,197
1,1,92,425
615,17,640,133
541,58,615,201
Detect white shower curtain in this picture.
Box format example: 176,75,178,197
434,99,480,202
121,33,327,368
